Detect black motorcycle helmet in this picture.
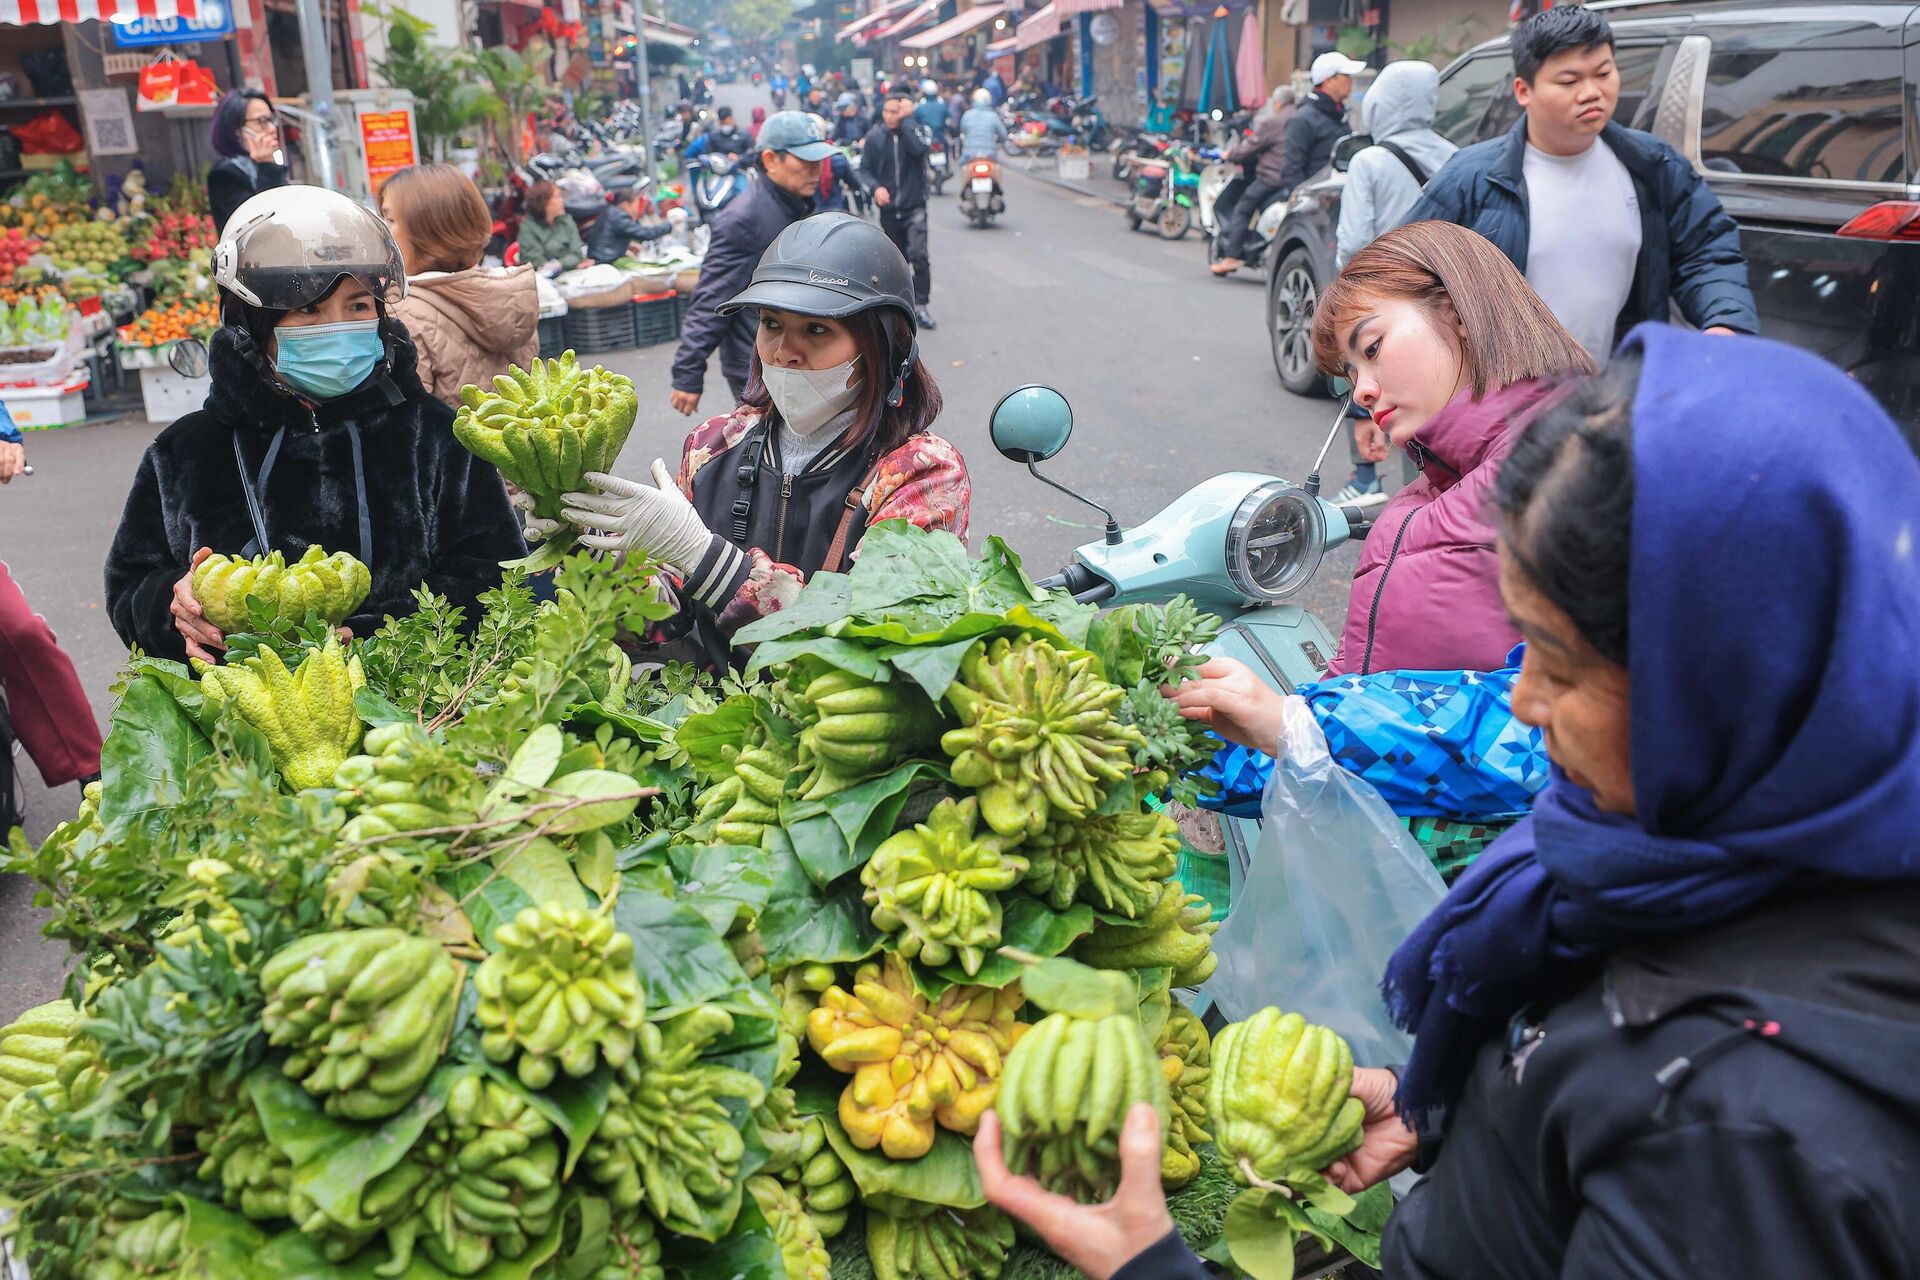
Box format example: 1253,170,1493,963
719,212,919,406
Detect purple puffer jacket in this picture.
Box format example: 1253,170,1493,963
1327,377,1565,678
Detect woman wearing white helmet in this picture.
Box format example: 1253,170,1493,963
105,185,526,664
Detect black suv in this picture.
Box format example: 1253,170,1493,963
1264,0,1920,450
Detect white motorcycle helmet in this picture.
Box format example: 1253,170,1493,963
921,78,939,97
214,185,406,311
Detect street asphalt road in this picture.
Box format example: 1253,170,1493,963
0,85,1360,1021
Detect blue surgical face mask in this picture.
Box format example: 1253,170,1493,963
273,319,383,401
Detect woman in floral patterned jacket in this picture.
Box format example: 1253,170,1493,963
537,213,969,662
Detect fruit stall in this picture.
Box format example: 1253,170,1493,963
0,158,218,428
0,352,1389,1280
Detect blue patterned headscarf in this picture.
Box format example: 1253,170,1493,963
1383,324,1920,1130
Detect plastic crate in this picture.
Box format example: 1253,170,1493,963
675,292,694,333
630,290,679,347
561,305,636,355
537,315,567,358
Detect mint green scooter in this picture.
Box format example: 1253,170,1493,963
989,385,1379,893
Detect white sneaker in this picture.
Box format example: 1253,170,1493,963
1332,480,1384,505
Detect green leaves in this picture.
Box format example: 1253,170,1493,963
98,672,213,839
921,897,1096,997
1011,954,1137,1019
610,884,759,1016
781,761,944,886
818,1112,986,1211
755,832,883,971
673,694,760,782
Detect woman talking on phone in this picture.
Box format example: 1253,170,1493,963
207,89,289,235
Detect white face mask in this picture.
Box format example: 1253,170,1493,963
762,356,863,435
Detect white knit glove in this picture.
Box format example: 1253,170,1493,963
563,463,748,607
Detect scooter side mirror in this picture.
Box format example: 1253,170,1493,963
1330,133,1372,173
168,337,210,379
989,384,1073,463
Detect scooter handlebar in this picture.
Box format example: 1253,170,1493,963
1035,562,1116,603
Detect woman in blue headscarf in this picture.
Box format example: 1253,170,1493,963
974,324,1920,1279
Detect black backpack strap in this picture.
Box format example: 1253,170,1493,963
1373,140,1430,187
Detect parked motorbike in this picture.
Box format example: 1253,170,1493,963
1198,159,1284,272
1110,127,1169,182
927,134,952,196
1126,140,1212,240
987,385,1377,884
1063,94,1111,152
960,155,1004,228
686,151,749,225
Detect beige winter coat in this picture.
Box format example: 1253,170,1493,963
391,266,541,407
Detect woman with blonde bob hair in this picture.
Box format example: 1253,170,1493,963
1170,223,1593,820
380,164,540,406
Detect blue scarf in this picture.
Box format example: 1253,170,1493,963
1383,324,1920,1130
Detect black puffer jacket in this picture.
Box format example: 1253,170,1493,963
1277,90,1349,194
104,323,525,663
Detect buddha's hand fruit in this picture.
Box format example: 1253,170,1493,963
994,1008,1169,1204
0,998,80,1109
747,1175,832,1280
789,665,943,800
190,544,371,631
941,635,1146,838
454,354,640,519
1208,1007,1365,1188
583,1005,766,1240
806,952,1025,1158
860,796,1028,976
1157,1003,1213,1189
866,1202,1016,1280
196,1102,294,1221
196,634,365,790
781,1116,854,1239
473,902,648,1090
1022,808,1180,918
1074,880,1219,987
687,722,797,849
260,928,461,1119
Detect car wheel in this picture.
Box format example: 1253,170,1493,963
1158,201,1191,240
1269,247,1326,396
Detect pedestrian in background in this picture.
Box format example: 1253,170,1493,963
380,164,540,408
832,93,868,145
1278,52,1365,198
671,111,834,415
1406,5,1755,360
587,184,671,263
517,180,591,276
207,89,288,236
0,406,103,802
861,86,936,329
1208,85,1296,277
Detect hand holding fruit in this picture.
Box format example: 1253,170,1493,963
173,547,227,662
1324,1066,1418,1194
561,462,719,573
0,439,22,483
1167,656,1289,754
974,1104,1174,1280
510,487,562,544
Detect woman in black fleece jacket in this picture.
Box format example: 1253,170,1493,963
105,188,524,664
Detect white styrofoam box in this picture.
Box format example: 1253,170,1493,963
1,376,89,429
138,364,210,423
1056,152,1093,181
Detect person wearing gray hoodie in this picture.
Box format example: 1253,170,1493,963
1335,60,1458,268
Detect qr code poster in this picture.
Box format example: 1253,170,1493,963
80,87,140,157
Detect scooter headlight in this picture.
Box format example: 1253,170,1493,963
1224,480,1325,603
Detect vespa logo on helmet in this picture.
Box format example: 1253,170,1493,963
807,269,852,286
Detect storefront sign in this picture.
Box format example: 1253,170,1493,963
359,110,416,194
110,0,233,47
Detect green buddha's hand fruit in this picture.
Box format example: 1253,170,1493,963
472,902,649,1090
1022,808,1180,918
782,1116,854,1239
583,1005,766,1240
942,635,1146,838
1074,880,1219,987
860,796,1028,976
865,1202,1016,1280
1157,1003,1213,1189
260,928,461,1119
687,720,797,849
191,544,371,631
806,952,1026,1158
994,1008,1169,1203
0,999,80,1109
789,666,943,801
196,1103,294,1221
1208,1007,1365,1188
197,634,365,790
586,1202,666,1280
453,353,640,519
747,1175,831,1280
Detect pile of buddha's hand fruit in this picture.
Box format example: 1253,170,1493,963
0,531,1390,1280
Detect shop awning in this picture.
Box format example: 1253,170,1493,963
1,0,197,22
986,35,1015,54
836,0,917,41
901,2,1004,49
1014,0,1058,50
1053,0,1121,14
870,0,938,39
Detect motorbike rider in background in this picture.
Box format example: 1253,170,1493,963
0,408,103,823
914,79,951,137
1209,85,1296,278
958,88,1009,159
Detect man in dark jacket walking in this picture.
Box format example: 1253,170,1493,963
1404,6,1756,358
669,111,832,416
860,86,936,329
1210,85,1296,276
1275,51,1363,199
